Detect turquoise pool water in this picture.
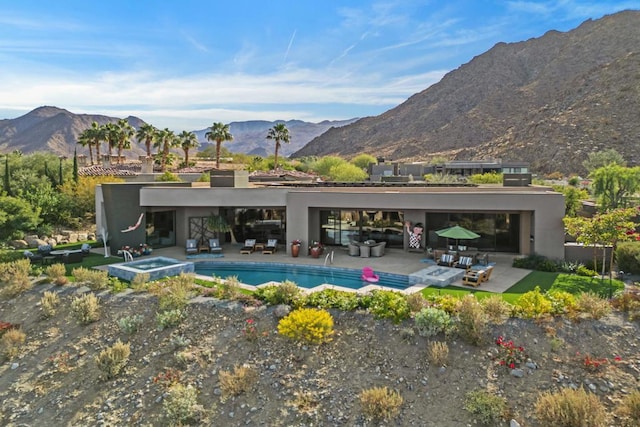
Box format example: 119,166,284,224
194,261,409,290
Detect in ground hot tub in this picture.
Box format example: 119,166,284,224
107,256,195,282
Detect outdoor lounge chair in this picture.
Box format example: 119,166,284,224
208,238,223,254
24,250,43,264
348,242,360,256
81,243,92,256
262,239,278,254
185,239,198,254
462,269,487,287
454,256,473,270
240,239,256,254
437,253,455,267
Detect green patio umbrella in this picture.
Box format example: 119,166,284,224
435,225,480,247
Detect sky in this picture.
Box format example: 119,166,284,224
0,0,637,131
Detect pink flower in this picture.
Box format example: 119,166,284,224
509,363,515,369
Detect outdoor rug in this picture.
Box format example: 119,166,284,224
186,253,225,260
420,258,436,265
470,262,496,270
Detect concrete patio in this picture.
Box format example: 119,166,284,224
99,243,532,294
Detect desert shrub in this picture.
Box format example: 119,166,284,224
156,309,186,330
611,291,640,320
277,308,334,344
576,265,598,277
468,171,503,184
288,389,320,416
130,272,150,292
170,334,192,348
117,314,144,334
464,390,506,425
108,277,128,293
149,273,193,311
414,307,453,337
425,294,460,314
364,290,411,324
70,293,100,324
1,328,26,359
546,290,578,315
305,288,361,311
255,281,302,306
45,263,68,285
95,339,131,380
0,258,32,297
163,383,201,425
219,364,257,400
406,292,428,313
456,295,488,346
427,341,449,367
558,261,582,274
214,275,243,300
515,286,553,318
40,291,60,318
617,390,640,427
71,267,109,291
512,253,560,272
534,387,606,427
480,295,512,324
359,386,403,421
616,241,640,274
576,292,611,319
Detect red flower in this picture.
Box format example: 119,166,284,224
509,363,515,369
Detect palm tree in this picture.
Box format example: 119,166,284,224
154,128,177,172
88,121,104,164
205,122,233,169
266,123,290,170
104,122,119,163
178,130,199,167
136,123,157,157
77,128,94,165
115,119,134,164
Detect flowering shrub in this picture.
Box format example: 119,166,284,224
494,336,527,369
118,243,152,257
291,239,302,245
242,318,267,341
278,308,334,344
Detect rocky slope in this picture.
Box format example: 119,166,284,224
0,281,639,426
293,10,640,175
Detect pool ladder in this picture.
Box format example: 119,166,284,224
324,250,334,266
122,250,133,262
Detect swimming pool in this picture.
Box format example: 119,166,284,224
194,261,409,290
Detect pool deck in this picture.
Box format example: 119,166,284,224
97,243,531,294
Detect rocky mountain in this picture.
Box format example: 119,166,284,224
193,118,358,157
0,106,357,160
292,10,640,175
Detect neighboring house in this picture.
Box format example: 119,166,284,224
96,170,565,259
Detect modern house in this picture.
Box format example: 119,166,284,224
96,170,565,260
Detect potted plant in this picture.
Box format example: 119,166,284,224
291,239,302,257
309,241,324,258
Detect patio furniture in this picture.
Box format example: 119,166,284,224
454,256,473,270
348,242,360,256
359,244,371,258
63,251,84,264
462,266,493,287
370,241,386,257
198,241,210,253
23,250,43,264
208,238,223,254
240,239,257,254
437,253,455,267
263,239,278,254
81,243,92,256
185,239,198,254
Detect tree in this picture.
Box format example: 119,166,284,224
351,154,377,170
582,148,626,174
136,123,157,158
115,119,134,164
178,131,199,167
0,195,41,240
104,122,119,162
329,162,368,181
205,122,233,169
77,128,94,165
552,185,590,217
73,149,79,183
590,165,640,211
266,123,290,170
89,121,105,163
3,156,10,196
312,156,346,178
154,128,177,172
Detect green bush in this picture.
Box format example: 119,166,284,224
546,290,577,315
414,307,453,337
576,265,598,277
464,390,506,425
118,314,144,334
305,288,361,311
364,290,411,324
616,241,640,275
156,309,186,330
255,281,302,306
277,308,334,344
512,253,560,272
515,286,553,318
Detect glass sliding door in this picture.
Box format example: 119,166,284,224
319,210,404,248
145,210,176,247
